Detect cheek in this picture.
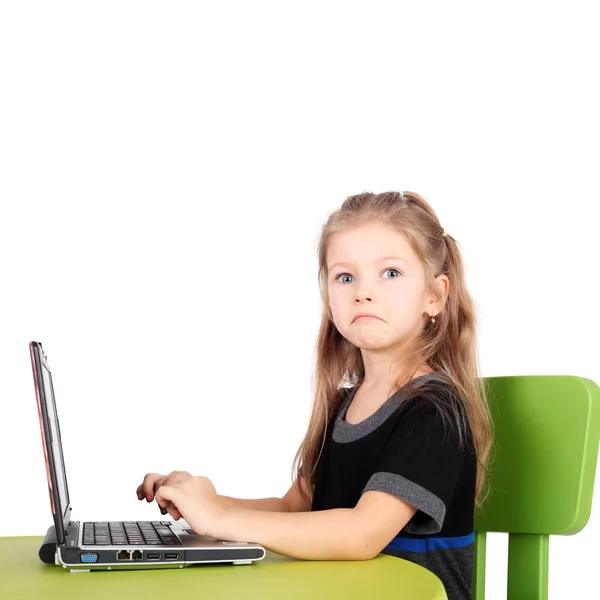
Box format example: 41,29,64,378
328,296,342,320
389,283,422,309
327,284,342,306
327,287,348,323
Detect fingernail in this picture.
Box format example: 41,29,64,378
160,508,167,515
147,494,152,502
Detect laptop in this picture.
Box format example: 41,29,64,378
29,340,266,572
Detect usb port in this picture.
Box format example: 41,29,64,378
164,553,178,560
147,553,160,560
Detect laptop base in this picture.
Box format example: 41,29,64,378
40,524,261,571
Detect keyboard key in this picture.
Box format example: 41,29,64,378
161,537,180,545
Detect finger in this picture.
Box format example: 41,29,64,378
151,476,167,501
136,480,155,500
155,485,177,510
141,473,163,502
137,481,151,501
167,501,181,519
160,502,182,520
157,483,186,521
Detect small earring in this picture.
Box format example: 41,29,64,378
430,312,436,323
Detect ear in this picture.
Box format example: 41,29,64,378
427,275,450,316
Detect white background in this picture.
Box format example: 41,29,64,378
1,2,598,598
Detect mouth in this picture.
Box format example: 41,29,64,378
353,315,382,323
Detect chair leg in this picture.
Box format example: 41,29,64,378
472,531,487,600
507,533,549,600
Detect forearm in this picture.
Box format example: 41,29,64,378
217,495,290,512
212,506,372,561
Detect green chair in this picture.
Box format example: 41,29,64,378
472,375,600,600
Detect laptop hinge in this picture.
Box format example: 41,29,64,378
64,506,73,538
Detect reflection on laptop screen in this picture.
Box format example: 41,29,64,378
40,361,70,520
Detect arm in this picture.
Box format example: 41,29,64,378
218,495,289,512
217,473,313,513
212,490,417,561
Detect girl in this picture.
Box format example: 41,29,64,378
137,190,493,600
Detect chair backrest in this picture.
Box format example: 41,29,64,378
471,375,600,600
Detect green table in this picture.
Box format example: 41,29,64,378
0,536,447,599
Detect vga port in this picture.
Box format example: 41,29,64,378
80,553,98,563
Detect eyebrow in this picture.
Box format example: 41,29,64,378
327,256,409,272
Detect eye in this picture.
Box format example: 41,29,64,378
383,268,402,279
333,268,402,283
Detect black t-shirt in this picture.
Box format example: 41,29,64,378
310,372,477,600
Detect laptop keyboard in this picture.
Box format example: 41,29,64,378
82,521,182,546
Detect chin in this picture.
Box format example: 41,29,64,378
350,336,392,349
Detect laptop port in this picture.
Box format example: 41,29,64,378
147,553,160,560
131,550,143,560
117,550,132,560
80,553,98,563
164,553,178,560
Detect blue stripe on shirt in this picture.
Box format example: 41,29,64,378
384,531,474,553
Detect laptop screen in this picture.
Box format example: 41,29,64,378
30,342,70,537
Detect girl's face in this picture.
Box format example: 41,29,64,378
326,222,440,352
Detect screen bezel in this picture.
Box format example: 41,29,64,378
29,341,71,544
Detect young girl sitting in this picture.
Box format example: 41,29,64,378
137,190,494,600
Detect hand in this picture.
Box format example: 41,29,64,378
155,475,225,538
136,471,193,520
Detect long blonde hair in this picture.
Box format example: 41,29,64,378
291,190,494,512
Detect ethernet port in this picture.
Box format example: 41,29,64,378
131,550,143,560
117,550,131,560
